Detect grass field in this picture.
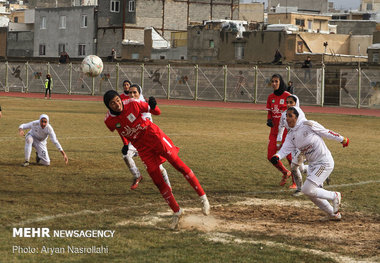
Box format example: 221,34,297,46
0,96,379,263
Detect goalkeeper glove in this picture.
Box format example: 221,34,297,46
341,137,349,148
148,97,157,110
266,119,273,127
121,145,129,155
270,155,279,165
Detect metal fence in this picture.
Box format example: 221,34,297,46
1,61,379,108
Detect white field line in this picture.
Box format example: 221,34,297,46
11,178,380,226
204,232,377,263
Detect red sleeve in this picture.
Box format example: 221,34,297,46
266,94,272,120
150,105,161,115
119,133,129,145
137,101,161,116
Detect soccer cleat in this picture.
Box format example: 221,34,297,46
36,152,41,164
130,176,143,190
200,194,210,216
289,183,297,189
280,171,291,186
293,190,303,196
332,192,341,214
22,161,30,167
330,212,342,221
171,208,183,230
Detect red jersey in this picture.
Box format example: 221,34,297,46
104,99,160,141
119,92,129,101
104,99,176,166
266,91,291,135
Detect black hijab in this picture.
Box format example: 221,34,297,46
103,90,122,116
271,74,287,96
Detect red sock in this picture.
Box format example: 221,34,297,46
273,160,290,175
184,171,205,197
160,184,180,213
149,167,180,213
167,154,205,197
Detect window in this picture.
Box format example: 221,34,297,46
110,0,120,12
373,52,379,63
81,15,88,28
367,3,373,10
14,17,18,23
40,17,46,29
295,19,305,27
129,0,135,12
59,16,66,29
39,44,46,56
209,40,214,48
131,53,139,59
308,20,312,30
234,43,244,60
78,44,86,56
58,44,66,55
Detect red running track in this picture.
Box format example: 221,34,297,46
1,91,379,117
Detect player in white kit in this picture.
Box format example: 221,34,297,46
18,114,68,166
276,95,308,195
271,106,349,220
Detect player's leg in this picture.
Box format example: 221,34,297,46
159,164,171,188
23,134,34,166
301,163,341,217
35,142,50,166
164,152,210,215
145,158,183,230
122,144,142,190
267,135,290,185
291,149,303,195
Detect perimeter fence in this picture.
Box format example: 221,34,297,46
1,61,379,108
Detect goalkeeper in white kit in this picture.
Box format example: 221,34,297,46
18,114,68,166
271,106,349,220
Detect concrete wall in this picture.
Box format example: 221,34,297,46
124,0,239,47
239,3,264,23
0,27,6,58
268,13,330,32
349,35,372,56
34,6,96,58
268,0,328,13
298,32,350,54
7,31,34,57
329,20,377,35
27,0,72,8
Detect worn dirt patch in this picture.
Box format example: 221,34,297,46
179,201,380,260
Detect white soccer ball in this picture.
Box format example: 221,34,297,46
81,55,103,77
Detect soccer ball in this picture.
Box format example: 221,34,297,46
81,55,103,77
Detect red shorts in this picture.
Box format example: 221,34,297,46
133,124,179,172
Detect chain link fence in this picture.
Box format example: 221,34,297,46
1,61,379,108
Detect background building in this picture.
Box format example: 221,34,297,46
34,6,96,58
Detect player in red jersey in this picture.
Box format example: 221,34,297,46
103,90,210,230
119,79,131,100
266,74,292,185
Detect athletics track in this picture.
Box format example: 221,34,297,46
1,91,379,117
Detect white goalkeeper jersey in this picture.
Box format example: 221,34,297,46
19,114,63,151
277,107,344,165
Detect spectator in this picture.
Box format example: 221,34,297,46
302,56,312,81
287,81,294,94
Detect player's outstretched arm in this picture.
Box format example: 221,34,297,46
61,150,68,164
